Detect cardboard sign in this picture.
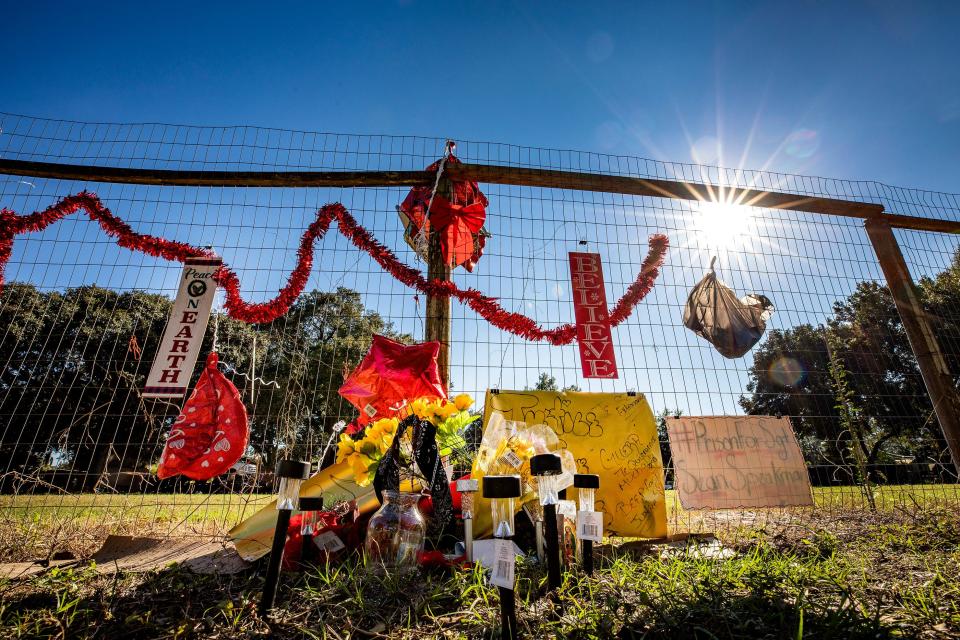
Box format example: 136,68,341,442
666,416,814,509
478,390,666,538
569,252,618,378
144,257,221,398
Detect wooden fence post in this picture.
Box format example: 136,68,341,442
425,231,451,389
864,219,960,470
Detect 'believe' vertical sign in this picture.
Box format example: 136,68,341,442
568,252,619,378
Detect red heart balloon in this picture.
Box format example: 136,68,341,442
157,352,249,481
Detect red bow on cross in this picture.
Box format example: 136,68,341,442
398,154,489,272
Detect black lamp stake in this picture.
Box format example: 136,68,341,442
298,496,324,568
531,453,563,592
573,474,600,576
259,459,311,616
483,474,522,640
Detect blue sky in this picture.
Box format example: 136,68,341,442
2,1,960,419
3,1,959,191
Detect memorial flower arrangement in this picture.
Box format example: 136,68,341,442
336,394,476,486
336,416,399,486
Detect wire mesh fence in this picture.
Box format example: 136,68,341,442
0,112,958,562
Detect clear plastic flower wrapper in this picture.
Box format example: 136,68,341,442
473,412,581,546
474,412,565,501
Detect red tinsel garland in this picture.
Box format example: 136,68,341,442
0,192,669,345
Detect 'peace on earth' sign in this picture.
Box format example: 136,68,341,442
666,416,813,509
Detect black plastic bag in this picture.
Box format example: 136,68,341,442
683,258,774,359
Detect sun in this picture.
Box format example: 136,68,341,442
692,200,752,251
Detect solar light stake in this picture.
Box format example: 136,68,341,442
483,475,522,640
456,478,479,562
259,459,311,615
574,474,600,576
531,453,563,591
298,496,324,567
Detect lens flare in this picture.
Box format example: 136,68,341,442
586,31,615,62
769,356,806,387
784,129,819,159
691,135,721,165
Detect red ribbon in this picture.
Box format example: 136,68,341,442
0,192,668,345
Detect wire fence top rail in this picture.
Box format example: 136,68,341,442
2,111,959,224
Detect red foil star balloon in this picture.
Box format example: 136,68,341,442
398,154,489,271
338,335,446,426
157,352,249,480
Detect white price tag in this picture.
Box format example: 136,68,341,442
498,449,523,469
489,538,515,590
577,511,603,542
363,404,378,418
313,530,346,554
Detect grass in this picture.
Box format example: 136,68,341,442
1,507,958,638
0,493,273,562
2,484,960,563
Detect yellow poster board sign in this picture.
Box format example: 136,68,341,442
478,390,667,538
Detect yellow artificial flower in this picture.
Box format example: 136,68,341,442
366,421,384,442
371,416,398,435
336,434,355,463
434,402,458,421
380,417,399,434
453,393,474,412
423,401,440,420
410,397,431,420
351,454,375,485
359,439,380,456
373,428,396,450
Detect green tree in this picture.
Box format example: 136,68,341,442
0,284,173,489
740,276,952,471
528,372,581,392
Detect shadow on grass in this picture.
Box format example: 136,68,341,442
1,562,265,639
612,588,896,640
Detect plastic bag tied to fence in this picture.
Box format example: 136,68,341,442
683,258,775,359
